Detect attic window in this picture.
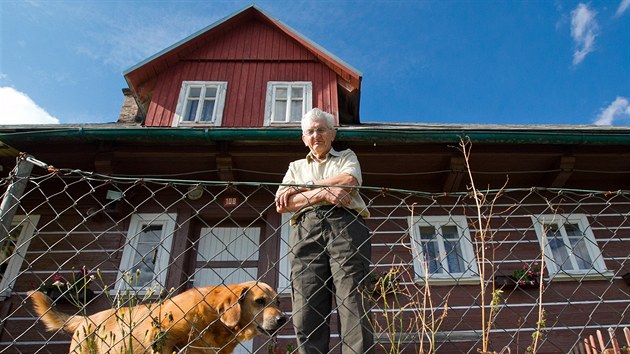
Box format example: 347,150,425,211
264,82,312,125
173,81,227,127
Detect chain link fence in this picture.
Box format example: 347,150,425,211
1,154,629,353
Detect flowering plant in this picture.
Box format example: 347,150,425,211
39,266,95,305
512,262,542,286
370,267,402,297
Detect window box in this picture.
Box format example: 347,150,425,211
494,275,541,289
494,275,516,288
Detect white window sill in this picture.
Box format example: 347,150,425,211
549,270,614,282
176,121,218,127
265,122,301,127
415,276,481,286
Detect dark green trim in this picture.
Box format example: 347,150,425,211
0,127,629,146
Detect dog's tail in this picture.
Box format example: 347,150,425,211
27,290,84,334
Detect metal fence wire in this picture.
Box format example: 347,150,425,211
0,155,629,354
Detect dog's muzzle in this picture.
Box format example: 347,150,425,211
258,314,288,336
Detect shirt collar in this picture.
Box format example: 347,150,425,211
306,147,341,162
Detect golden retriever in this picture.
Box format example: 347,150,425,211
28,281,287,354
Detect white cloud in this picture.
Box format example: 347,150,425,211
570,3,598,65
82,8,214,70
616,0,630,17
593,97,630,125
0,87,60,125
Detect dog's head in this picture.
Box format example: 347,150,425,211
218,281,287,336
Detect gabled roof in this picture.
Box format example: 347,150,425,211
123,5,362,108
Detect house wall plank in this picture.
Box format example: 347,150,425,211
144,18,339,127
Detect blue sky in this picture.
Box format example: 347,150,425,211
1,0,629,126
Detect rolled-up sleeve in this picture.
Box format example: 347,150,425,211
338,149,363,186
276,162,297,198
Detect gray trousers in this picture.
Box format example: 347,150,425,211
289,206,374,354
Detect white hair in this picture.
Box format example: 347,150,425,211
301,108,335,132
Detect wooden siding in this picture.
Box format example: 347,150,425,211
3,184,630,353
2,138,630,353
144,18,339,127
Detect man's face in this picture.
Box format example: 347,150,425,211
301,118,336,158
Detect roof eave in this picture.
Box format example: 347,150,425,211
2,126,630,146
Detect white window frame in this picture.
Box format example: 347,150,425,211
0,215,39,300
264,81,312,125
172,81,227,127
278,213,292,294
409,215,478,283
115,213,176,294
532,214,609,280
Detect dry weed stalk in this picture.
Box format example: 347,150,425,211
365,264,449,354
416,263,450,354
85,269,175,353
458,137,507,353
363,201,450,354
460,137,549,353
524,203,555,353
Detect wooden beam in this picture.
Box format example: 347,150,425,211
546,155,576,188
442,156,466,193
337,76,357,94
216,153,235,181
94,152,113,175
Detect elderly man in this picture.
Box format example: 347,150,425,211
276,108,373,354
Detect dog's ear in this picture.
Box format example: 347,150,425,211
218,286,248,327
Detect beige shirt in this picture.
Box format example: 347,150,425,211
277,148,369,219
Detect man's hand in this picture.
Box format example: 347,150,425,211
322,186,353,207
275,187,298,211
275,173,358,213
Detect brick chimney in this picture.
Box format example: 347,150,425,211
118,88,141,125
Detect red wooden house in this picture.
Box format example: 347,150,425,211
125,5,361,128
1,5,630,354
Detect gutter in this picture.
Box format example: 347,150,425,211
0,127,629,146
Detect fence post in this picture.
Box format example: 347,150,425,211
0,154,42,241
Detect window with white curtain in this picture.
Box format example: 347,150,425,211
409,215,477,281
264,81,312,125
532,214,608,279
173,81,227,126
116,213,176,293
